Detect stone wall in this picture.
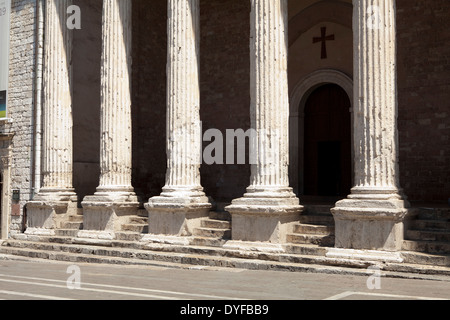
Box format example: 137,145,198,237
5,0,37,234
198,0,251,204
72,0,101,203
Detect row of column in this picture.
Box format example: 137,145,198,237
27,0,408,251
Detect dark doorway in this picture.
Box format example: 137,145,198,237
303,84,352,197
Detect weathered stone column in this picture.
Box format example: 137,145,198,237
26,0,77,235
331,0,409,252
80,0,138,239
225,0,302,245
144,0,210,237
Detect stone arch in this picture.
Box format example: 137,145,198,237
289,69,353,197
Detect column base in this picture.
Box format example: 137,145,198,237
25,189,77,235
331,188,410,251
225,187,303,244
145,187,211,237
80,189,139,238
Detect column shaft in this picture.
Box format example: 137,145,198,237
164,0,203,195
352,0,399,195
97,0,134,195
41,0,74,194
152,0,208,202
249,0,290,190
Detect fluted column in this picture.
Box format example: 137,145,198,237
80,0,138,238
162,0,205,199
144,0,210,237
26,0,77,235
41,0,74,197
96,0,135,198
331,0,409,252
225,0,302,245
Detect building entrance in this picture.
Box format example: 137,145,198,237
303,84,352,197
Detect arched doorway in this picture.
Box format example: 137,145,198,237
303,84,352,197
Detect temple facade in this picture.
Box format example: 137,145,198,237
0,0,449,269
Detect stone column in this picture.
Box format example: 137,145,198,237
331,0,409,252
225,0,302,245
26,0,77,236
146,0,211,236
80,0,138,239
145,0,210,238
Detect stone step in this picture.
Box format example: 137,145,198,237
401,251,450,267
209,211,231,221
137,208,148,216
0,239,327,268
284,243,328,256
412,207,450,221
0,242,361,275
294,223,334,235
406,229,450,242
287,233,335,247
299,215,334,226
201,218,231,229
2,238,450,277
193,228,231,240
55,229,80,237
128,216,148,224
61,221,83,230
122,223,148,233
302,205,334,215
68,215,84,222
190,237,228,248
411,219,450,231
115,231,144,242
402,240,450,254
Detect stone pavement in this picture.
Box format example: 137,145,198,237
0,257,448,302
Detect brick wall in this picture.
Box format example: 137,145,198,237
199,0,251,204
132,0,168,203
397,0,450,203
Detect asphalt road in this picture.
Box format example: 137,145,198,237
0,256,448,307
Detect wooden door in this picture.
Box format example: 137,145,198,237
303,84,352,197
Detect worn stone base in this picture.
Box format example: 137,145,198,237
331,191,409,251
25,189,78,235
81,191,139,237
226,188,303,243
145,189,211,237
